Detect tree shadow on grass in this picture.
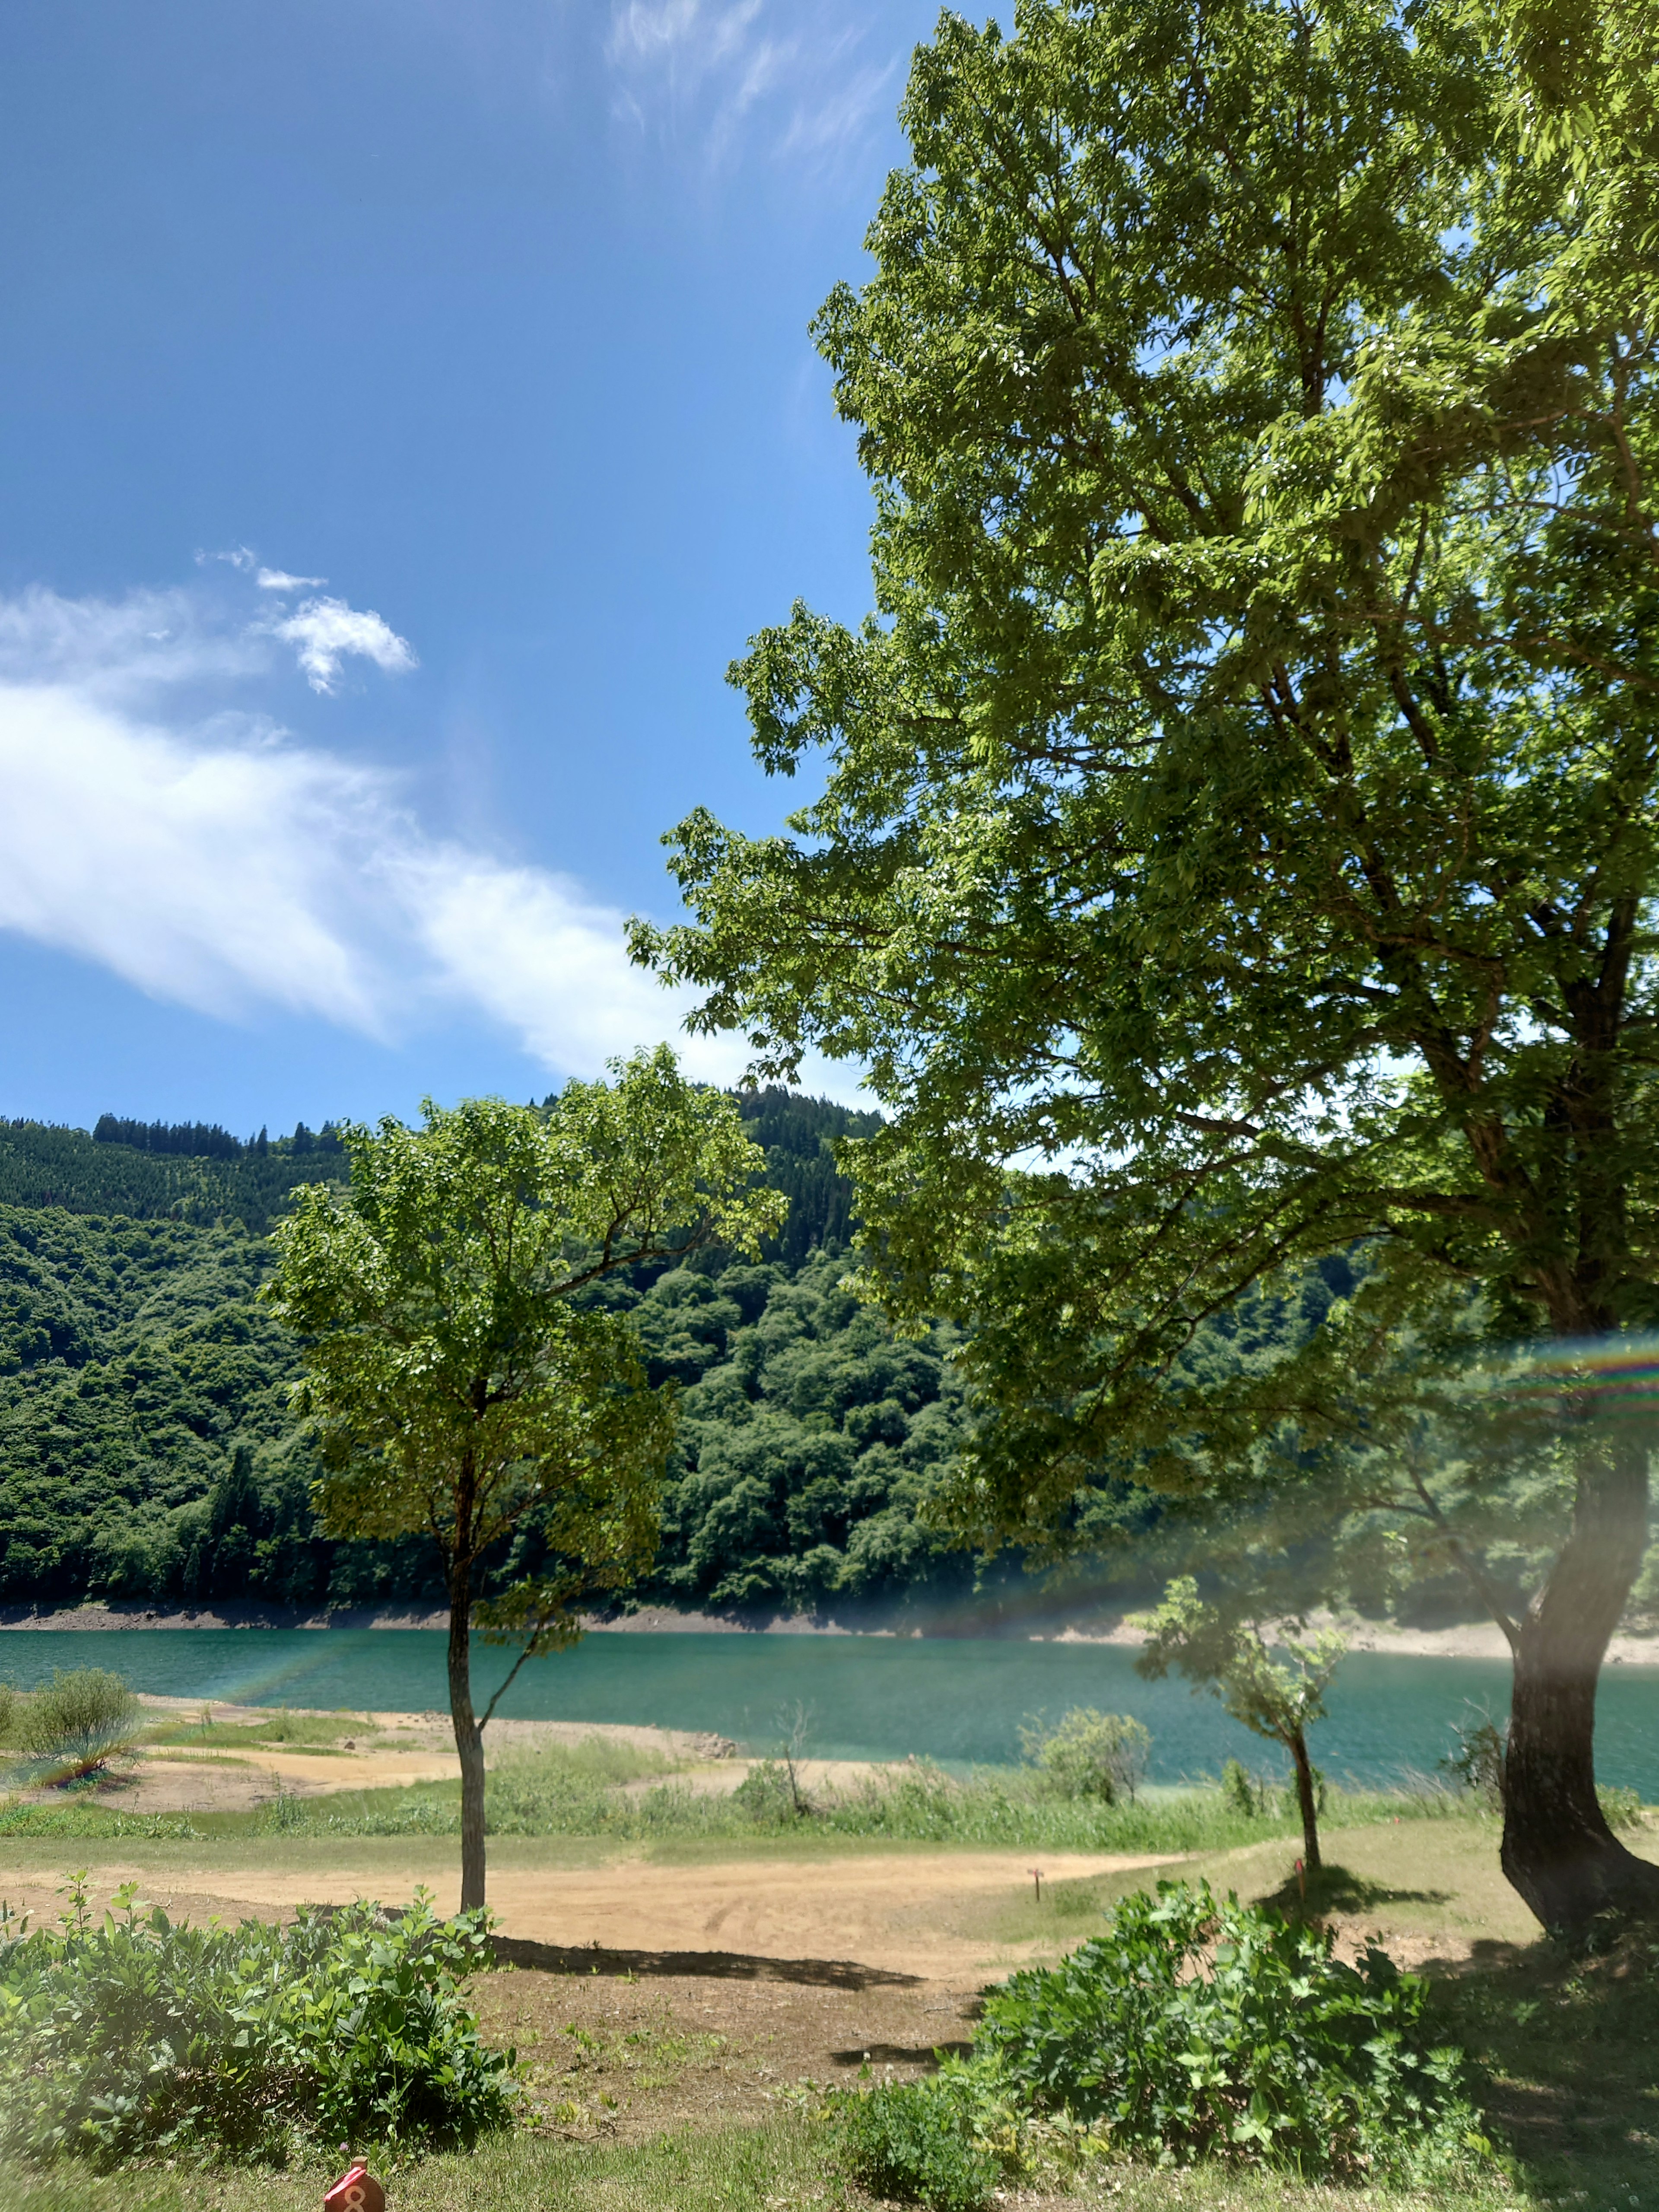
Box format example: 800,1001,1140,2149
490,1933,923,1991
1258,1862,1452,1918
828,2040,973,2069
1430,1926,1659,2199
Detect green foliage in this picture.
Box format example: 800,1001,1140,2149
239,1740,1444,1855
729,1758,812,1828
1220,1759,1269,1819
1019,1708,1150,1803
638,0,1659,1472
830,2072,1002,2212
0,1088,979,1620
264,1058,788,1636
630,1246,975,1611
1135,1583,1346,1762
826,1882,1489,2202
976,1882,1484,2180
13,1670,141,1777
0,1120,337,1234
1597,1785,1646,1832
729,1088,881,1268
0,1804,200,1840
635,0,1659,1920
0,1205,325,1606
1441,1713,1507,1808
0,1885,515,2165
264,1074,723,1635
264,1056,783,1899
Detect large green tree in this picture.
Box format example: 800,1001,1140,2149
264,1050,784,1908
637,0,1659,1932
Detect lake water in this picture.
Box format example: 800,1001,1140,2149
3,1628,1657,1794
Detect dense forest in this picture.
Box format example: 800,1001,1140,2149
0,1092,991,1619
0,1118,348,1234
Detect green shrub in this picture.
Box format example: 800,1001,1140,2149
14,1671,141,1778
0,1881,516,2164
975,1881,1484,2181
1019,1708,1150,1802
0,1687,15,1745
1440,1712,1506,1807
731,1758,812,1826
1598,1784,1645,1831
831,2072,1002,2212
1220,1757,1269,1816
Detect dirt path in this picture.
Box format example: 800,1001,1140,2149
0,1847,1178,1981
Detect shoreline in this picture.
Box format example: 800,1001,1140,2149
5,1596,1659,1665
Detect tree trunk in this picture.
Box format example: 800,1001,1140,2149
1501,1431,1659,1937
448,1563,487,1913
1287,1726,1321,1872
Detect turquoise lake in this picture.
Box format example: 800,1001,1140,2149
1,1628,1656,1793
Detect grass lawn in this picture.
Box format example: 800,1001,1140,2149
0,2121,1519,2212
0,1785,1652,2207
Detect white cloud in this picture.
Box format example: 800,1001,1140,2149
397,848,745,1083
0,580,858,1096
605,0,896,172
268,595,418,693
0,679,388,1027
256,566,327,592
0,585,269,704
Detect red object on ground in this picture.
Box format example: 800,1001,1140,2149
323,2162,386,2212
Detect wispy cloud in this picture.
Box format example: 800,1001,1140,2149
267,596,418,694
256,566,326,592
605,0,897,173
0,577,824,1091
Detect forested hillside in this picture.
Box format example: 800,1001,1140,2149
0,1118,346,1234
0,1092,984,1617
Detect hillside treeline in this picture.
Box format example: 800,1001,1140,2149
0,1121,346,1235
0,1092,986,1617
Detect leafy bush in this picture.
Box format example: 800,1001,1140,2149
831,2072,1004,2212
1019,1708,1150,1802
0,1882,516,2165
973,1881,1483,2181
1220,1757,1271,1816
0,1687,15,1745
13,1671,141,1778
731,1758,814,1827
1440,1711,1506,1807
1598,1784,1646,1831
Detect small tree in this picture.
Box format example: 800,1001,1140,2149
1135,1580,1346,1871
264,1048,785,1909
1019,1708,1151,1803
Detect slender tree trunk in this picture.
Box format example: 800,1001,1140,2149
1287,1726,1321,1872
448,1556,487,1913
1501,1430,1659,1937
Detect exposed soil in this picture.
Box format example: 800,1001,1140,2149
0,1846,1178,1980
467,1955,982,2139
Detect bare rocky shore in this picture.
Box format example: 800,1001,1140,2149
5,1594,1658,1662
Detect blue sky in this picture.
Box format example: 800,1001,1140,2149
0,0,940,1135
